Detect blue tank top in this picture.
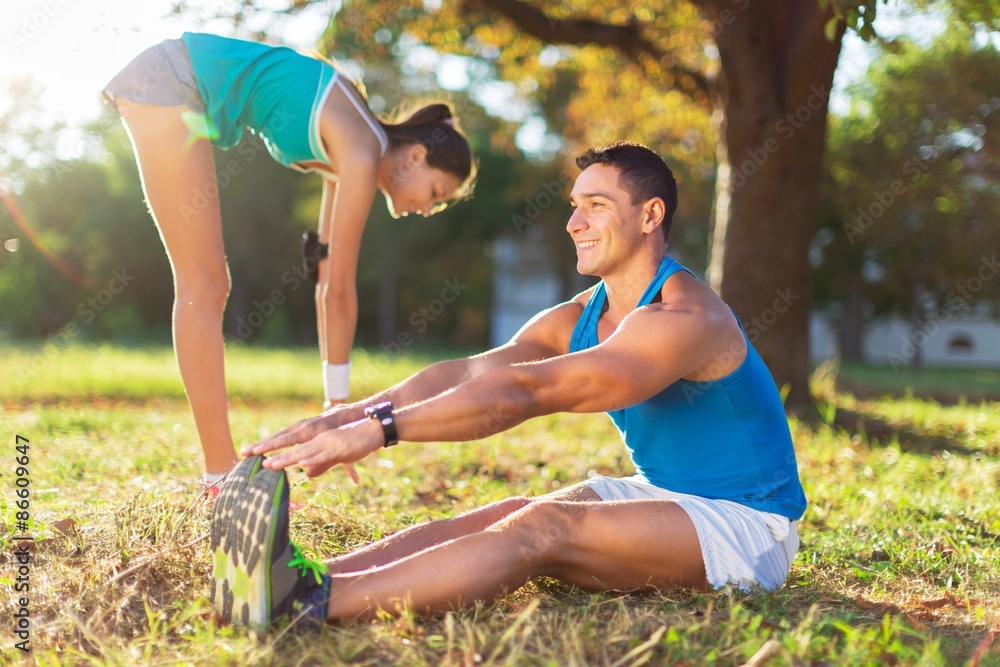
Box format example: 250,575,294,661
181,32,336,168
569,255,807,520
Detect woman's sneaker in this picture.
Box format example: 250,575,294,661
202,470,228,499
214,463,329,631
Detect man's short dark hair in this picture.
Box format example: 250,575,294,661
576,141,678,241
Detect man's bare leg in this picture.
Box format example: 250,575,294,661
325,483,600,574
324,497,706,621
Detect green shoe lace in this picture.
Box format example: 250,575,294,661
288,542,328,585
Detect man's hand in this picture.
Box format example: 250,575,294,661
241,404,366,480
242,404,358,456
258,418,384,479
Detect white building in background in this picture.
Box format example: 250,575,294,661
810,311,1000,368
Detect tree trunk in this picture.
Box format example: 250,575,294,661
703,0,844,411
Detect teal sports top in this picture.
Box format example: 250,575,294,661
182,32,382,171
569,255,807,520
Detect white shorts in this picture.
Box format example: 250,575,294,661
583,474,799,592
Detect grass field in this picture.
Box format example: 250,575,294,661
836,363,1000,405
1,343,998,665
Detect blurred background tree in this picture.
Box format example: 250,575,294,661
815,19,1000,369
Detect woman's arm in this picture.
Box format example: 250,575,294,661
316,157,379,403
315,178,338,367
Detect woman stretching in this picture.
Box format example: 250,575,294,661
103,32,475,493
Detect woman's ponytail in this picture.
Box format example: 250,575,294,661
380,101,475,201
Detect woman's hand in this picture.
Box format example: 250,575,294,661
258,418,384,479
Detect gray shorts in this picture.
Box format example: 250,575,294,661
102,38,205,114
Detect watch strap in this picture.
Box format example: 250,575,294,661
365,401,399,447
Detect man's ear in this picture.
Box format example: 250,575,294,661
642,198,666,235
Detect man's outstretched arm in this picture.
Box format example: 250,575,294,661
394,300,728,438
258,300,731,477
243,299,583,458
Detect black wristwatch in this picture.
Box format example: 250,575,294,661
364,401,399,447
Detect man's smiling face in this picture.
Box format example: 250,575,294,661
567,164,647,277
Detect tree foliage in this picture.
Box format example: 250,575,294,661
328,0,718,188
816,21,1000,362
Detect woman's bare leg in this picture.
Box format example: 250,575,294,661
117,100,239,476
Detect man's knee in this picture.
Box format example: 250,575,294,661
491,500,581,565
467,496,532,528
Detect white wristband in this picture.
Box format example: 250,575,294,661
323,362,351,400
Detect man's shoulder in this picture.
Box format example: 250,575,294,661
545,298,588,336
657,269,727,314
570,285,598,308
652,271,748,381
513,297,589,357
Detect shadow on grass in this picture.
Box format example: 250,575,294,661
837,380,1000,408
798,405,982,457
834,363,1000,407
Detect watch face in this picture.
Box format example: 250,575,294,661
366,402,393,418
365,401,392,417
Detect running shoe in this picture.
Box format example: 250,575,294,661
215,463,329,631
209,456,264,614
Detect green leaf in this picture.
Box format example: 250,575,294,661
825,16,840,41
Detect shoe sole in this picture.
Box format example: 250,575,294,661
210,456,264,617
229,466,290,632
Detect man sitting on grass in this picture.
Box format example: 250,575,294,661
209,141,807,631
